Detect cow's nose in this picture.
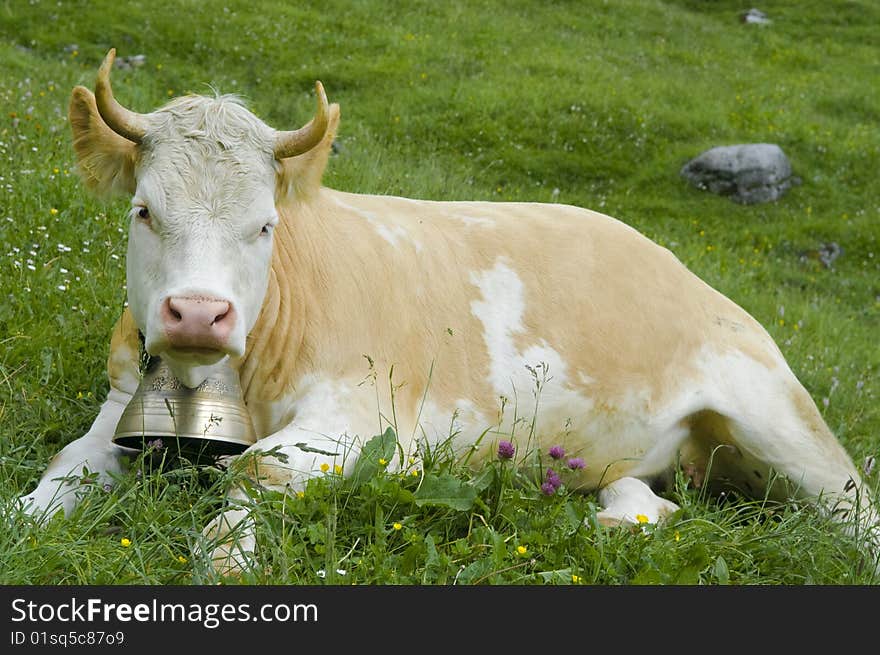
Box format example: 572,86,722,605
161,296,236,350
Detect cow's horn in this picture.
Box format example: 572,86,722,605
95,48,148,144
273,81,329,159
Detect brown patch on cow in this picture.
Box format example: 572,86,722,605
107,307,141,394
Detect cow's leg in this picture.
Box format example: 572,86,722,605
596,477,680,527
718,380,879,555
202,402,373,574
17,388,132,521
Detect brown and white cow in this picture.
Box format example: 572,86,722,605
19,50,878,572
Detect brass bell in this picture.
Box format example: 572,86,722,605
112,355,257,459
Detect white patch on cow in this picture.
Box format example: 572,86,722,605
416,398,489,454
469,258,594,443
469,259,525,395
454,214,495,228
238,375,376,491
287,375,360,440
333,197,412,249
578,371,597,386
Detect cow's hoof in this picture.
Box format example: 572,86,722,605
595,477,680,527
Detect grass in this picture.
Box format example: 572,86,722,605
0,0,878,585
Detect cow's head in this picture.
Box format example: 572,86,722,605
69,49,333,387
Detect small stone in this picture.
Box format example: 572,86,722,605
741,9,771,25
681,143,797,204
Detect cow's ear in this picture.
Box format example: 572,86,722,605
69,86,138,197
275,102,340,203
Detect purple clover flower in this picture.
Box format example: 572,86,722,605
541,481,557,495
497,440,515,460
146,438,164,451
566,457,585,470
545,468,562,490
549,445,566,460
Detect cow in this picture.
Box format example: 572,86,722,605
18,49,879,573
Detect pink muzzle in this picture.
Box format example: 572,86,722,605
160,295,236,351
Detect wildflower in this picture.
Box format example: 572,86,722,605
378,458,387,466
545,468,562,490
49,208,58,215
572,574,581,583
320,463,330,473
497,440,515,460
409,469,419,477
146,438,163,451
392,522,403,531
120,538,132,548
566,457,585,470
177,555,187,564
635,514,649,524
516,545,528,556
548,445,565,460
541,481,556,496
674,531,681,542
334,464,343,475
296,491,305,499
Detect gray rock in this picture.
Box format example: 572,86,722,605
741,8,771,25
114,54,147,70
680,143,796,204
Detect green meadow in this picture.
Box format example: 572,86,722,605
0,0,877,584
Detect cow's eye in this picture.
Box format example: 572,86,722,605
260,223,273,236
136,206,150,221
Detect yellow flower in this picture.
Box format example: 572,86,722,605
320,463,330,473
177,555,187,564
674,531,681,542
392,522,402,531
334,464,343,475
120,538,132,548
378,458,387,466
410,469,419,477
296,491,305,499
52,167,59,174
516,545,528,556
572,574,581,583
635,514,649,524
49,208,58,215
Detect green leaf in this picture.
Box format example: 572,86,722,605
456,558,493,585
536,568,573,584
348,427,398,488
563,501,584,535
414,472,477,511
714,555,730,585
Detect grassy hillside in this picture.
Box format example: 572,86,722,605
0,0,878,584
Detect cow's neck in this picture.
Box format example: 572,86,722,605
235,199,313,404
